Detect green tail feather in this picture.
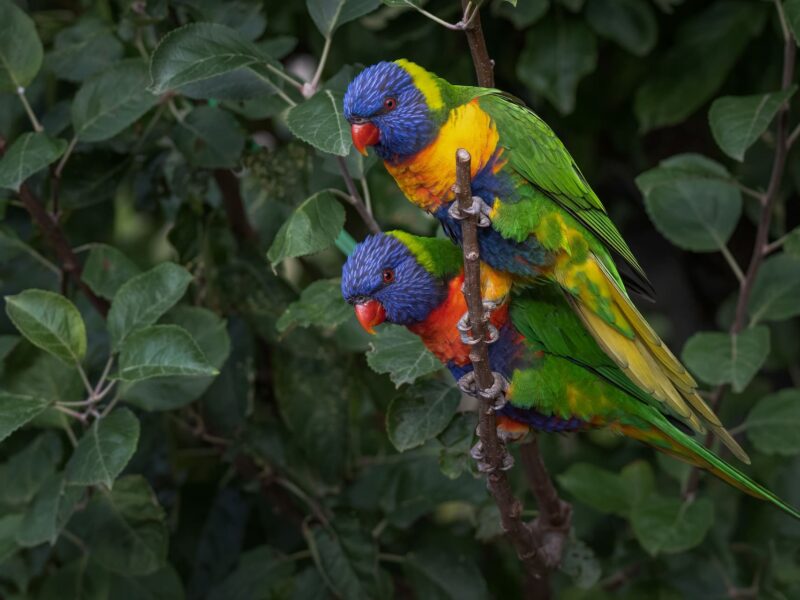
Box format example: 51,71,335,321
635,413,800,520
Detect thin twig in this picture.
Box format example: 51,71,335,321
16,87,43,132
308,36,333,95
720,244,746,285
0,136,108,316
213,169,259,247
50,135,78,216
335,157,381,234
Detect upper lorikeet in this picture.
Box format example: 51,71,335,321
342,60,747,464
341,232,800,519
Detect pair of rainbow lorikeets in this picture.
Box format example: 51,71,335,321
339,60,799,519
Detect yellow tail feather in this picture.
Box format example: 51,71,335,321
557,254,750,464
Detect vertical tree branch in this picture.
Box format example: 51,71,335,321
685,10,796,496
456,150,567,590
461,0,494,87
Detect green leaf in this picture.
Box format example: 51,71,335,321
585,0,657,56
557,463,630,516
0,133,67,192
108,262,193,348
286,90,351,156
274,347,349,482
386,380,460,452
208,546,295,600
82,244,142,300
267,191,345,267
784,227,800,257
365,325,441,387
305,518,384,600
495,0,549,29
122,306,230,411
631,496,714,555
405,550,489,600
276,278,351,333
107,566,186,600
682,326,770,392
709,87,796,161
0,0,43,91
745,389,800,456
0,432,63,507
46,17,124,83
5,290,87,364
748,254,800,325
65,408,140,489
0,392,51,443
172,105,246,169
307,0,380,37
516,18,597,114
558,461,654,517
636,154,741,252
149,22,283,100
117,325,218,382
81,475,168,576
72,59,158,142
16,473,82,547
785,0,800,46
635,1,766,131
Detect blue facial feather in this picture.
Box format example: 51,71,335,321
343,62,436,163
341,234,447,325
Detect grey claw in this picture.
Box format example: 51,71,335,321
479,372,509,409
458,372,477,396
447,196,493,227
470,440,484,461
501,452,515,471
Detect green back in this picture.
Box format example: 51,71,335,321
471,91,652,296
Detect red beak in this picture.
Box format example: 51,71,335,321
354,299,386,334
351,122,380,156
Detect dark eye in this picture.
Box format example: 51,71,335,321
383,97,397,111
382,268,395,283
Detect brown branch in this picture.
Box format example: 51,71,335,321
455,150,567,589
0,134,108,317
461,0,494,87
213,169,259,247
684,17,796,497
335,157,381,234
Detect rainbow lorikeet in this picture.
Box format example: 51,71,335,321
343,60,747,464
341,232,800,519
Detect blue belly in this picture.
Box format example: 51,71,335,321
434,163,550,278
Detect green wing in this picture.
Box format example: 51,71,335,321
476,92,653,298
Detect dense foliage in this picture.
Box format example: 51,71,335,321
0,0,799,597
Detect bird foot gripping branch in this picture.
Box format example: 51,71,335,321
456,299,500,346
447,194,493,227
457,370,509,411
471,438,514,473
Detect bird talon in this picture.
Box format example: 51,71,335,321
457,372,478,396
447,196,494,227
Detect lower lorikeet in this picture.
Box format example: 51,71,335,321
342,60,747,464
340,232,800,520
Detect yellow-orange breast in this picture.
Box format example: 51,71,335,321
385,100,503,212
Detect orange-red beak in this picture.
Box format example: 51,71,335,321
354,299,386,334
351,122,380,156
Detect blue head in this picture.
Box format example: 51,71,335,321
341,233,449,331
343,60,443,163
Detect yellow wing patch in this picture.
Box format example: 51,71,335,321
394,59,443,111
